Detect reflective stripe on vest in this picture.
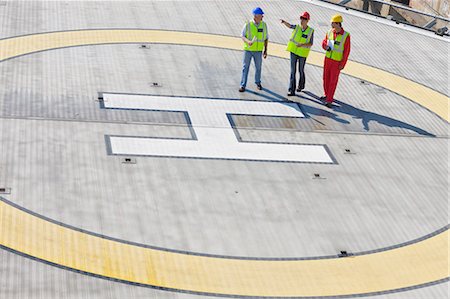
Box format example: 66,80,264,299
243,21,267,52
325,30,349,61
286,26,313,58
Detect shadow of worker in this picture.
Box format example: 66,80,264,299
246,88,350,126
302,91,435,137
244,88,302,114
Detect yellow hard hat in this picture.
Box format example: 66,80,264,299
331,14,343,23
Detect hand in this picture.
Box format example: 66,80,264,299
280,19,285,24
263,51,267,59
326,46,331,51
296,43,303,47
339,64,344,70
247,40,254,46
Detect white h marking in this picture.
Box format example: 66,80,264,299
103,93,334,163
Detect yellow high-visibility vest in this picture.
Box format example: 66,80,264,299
243,21,267,52
325,29,350,61
286,26,313,57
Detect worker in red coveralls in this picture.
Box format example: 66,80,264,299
321,14,351,108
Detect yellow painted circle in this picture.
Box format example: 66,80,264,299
0,29,448,297
0,29,448,120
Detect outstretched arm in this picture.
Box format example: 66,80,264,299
280,19,292,28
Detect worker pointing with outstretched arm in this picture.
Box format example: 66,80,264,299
321,14,351,108
239,7,268,92
281,12,314,96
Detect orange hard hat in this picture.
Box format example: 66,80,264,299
300,12,310,20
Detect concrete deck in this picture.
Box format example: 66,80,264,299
0,0,448,298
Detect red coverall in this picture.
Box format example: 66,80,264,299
321,28,351,104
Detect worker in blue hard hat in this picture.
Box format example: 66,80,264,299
239,7,269,92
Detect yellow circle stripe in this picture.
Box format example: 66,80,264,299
0,29,448,297
0,29,448,121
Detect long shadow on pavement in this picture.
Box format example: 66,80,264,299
247,88,351,126
244,88,435,137
302,91,435,137
245,88,350,126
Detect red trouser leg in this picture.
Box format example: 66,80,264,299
323,57,330,98
325,58,341,103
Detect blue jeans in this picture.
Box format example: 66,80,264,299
240,50,262,88
289,52,307,92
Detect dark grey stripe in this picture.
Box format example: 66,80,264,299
0,196,447,260
0,28,446,99
0,244,447,299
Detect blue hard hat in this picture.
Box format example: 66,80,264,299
252,7,264,15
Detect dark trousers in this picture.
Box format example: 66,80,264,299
289,52,307,92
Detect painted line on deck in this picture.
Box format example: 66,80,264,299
0,29,447,121
0,29,448,297
0,196,448,298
